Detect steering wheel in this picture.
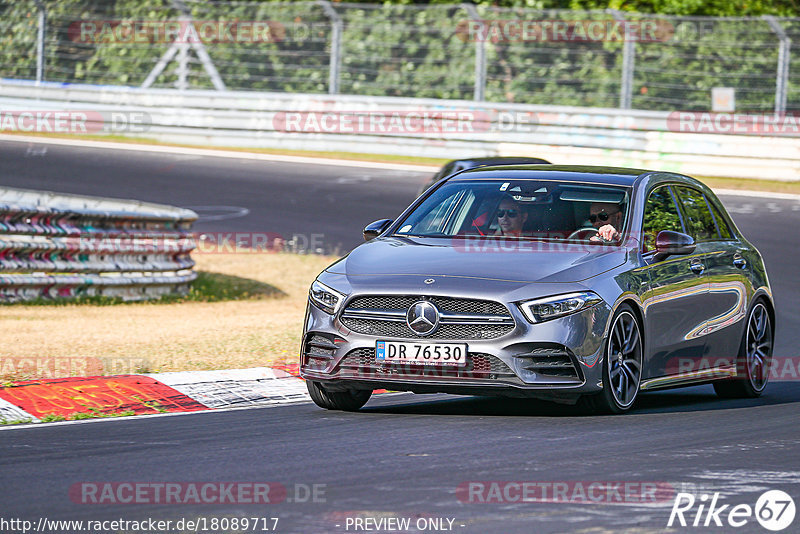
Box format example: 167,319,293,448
567,227,600,241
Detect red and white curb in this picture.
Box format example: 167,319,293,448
0,366,309,425
146,367,309,409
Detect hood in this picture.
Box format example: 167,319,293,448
326,236,628,284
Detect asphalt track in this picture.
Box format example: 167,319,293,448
1,139,799,534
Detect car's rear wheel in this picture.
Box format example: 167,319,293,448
714,300,772,399
580,304,643,414
307,381,372,411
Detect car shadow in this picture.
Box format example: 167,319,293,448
361,382,800,417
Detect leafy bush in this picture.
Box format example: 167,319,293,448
1,1,799,111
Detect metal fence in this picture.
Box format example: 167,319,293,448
2,1,800,113
0,186,197,302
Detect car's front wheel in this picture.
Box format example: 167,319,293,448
714,300,772,399
307,381,372,411
580,304,643,414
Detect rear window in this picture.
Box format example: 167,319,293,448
707,200,734,240
674,186,718,241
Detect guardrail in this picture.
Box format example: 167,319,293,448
1,79,799,181
0,186,197,303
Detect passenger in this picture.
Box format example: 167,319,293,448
588,202,623,242
495,196,528,237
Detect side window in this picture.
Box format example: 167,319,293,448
642,186,683,252
412,190,463,233
707,200,734,239
408,190,476,235
675,186,717,241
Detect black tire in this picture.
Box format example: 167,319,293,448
579,304,644,415
714,300,772,399
307,381,372,411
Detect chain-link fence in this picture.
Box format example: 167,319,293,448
2,0,800,112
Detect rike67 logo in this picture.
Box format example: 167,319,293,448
668,490,796,531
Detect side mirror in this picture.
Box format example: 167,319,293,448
654,230,695,262
363,219,393,241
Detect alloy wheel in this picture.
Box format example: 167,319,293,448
745,302,771,392
607,311,643,408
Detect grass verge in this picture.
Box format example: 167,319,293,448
1,252,335,380
6,131,447,167
696,175,800,195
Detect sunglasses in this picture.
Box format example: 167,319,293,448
497,209,519,219
589,211,618,223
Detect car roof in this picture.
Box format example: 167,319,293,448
450,156,551,165
451,164,650,186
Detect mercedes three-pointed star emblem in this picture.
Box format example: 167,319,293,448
406,301,440,336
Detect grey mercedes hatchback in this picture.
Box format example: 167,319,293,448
300,165,774,414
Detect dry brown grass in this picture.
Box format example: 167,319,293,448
0,253,336,380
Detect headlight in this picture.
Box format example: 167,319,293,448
309,280,346,315
517,291,602,324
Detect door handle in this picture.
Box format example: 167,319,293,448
733,255,747,269
689,260,705,274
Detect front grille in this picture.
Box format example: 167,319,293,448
340,295,515,340
339,318,512,340
347,296,508,315
335,348,516,380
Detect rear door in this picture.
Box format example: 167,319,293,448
673,187,749,368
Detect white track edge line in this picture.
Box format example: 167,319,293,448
0,133,440,172
0,389,410,432
1,135,797,199
0,398,314,431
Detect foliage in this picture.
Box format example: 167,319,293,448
1,1,799,110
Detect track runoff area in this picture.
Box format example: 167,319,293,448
0,136,798,534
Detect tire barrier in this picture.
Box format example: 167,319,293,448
0,186,197,302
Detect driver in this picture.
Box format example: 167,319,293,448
495,196,528,237
588,202,623,242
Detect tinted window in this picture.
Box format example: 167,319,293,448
675,187,717,241
642,186,684,252
707,200,734,239
412,188,475,235
395,180,629,241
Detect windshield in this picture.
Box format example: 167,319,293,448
395,179,631,242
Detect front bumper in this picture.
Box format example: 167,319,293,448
299,296,611,401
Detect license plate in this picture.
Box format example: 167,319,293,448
375,341,467,367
